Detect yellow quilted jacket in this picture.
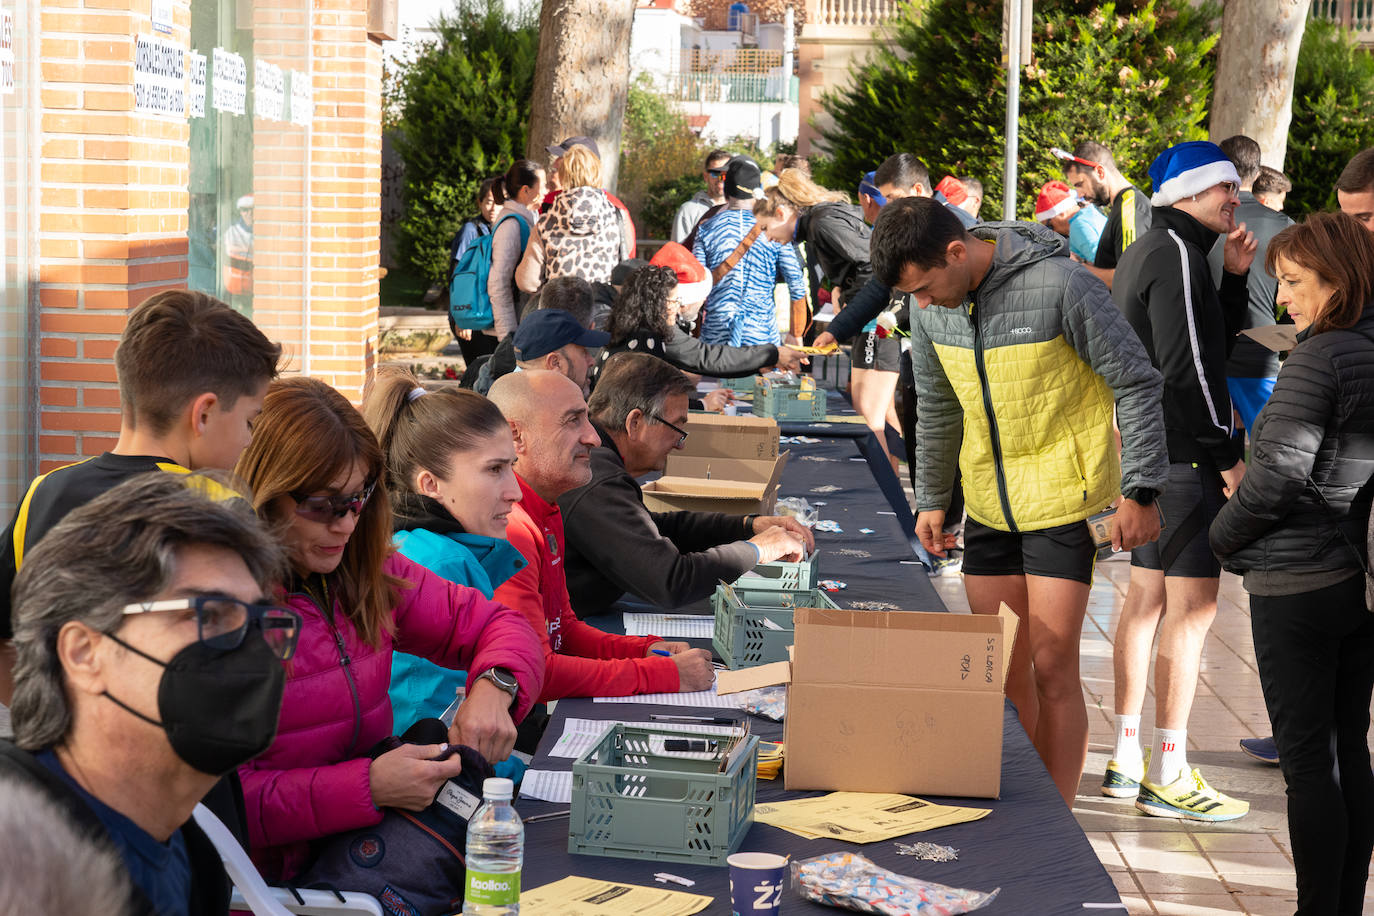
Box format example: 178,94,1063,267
910,223,1167,532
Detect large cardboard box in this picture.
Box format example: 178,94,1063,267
641,452,790,515
678,413,779,462
717,605,1018,799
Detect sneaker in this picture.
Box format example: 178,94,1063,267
1100,749,1150,798
928,550,963,578
1239,736,1280,765
1135,768,1250,822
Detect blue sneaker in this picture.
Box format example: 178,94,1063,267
1239,736,1279,765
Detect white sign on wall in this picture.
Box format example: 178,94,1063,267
151,0,173,34
187,49,206,118
134,33,185,118
254,59,284,122
289,69,312,127
0,11,15,96
211,47,246,115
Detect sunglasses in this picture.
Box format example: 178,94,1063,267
652,413,690,448
290,479,377,524
706,168,727,178
121,595,303,660
1050,147,1101,171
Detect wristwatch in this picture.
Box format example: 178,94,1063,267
1123,488,1158,506
473,667,519,706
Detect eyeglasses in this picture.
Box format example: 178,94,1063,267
290,479,377,524
1217,181,1239,197
652,414,690,448
121,596,303,660
1050,147,1101,171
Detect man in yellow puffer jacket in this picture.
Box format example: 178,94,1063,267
870,197,1169,806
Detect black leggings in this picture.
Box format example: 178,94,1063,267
1251,573,1374,916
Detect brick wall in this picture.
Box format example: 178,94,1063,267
33,0,382,470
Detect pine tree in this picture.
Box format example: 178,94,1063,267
816,0,1219,218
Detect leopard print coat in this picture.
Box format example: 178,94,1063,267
537,186,621,285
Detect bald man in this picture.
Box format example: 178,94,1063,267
488,372,715,700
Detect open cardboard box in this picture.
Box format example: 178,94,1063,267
717,604,1019,799
679,413,779,462
641,452,790,515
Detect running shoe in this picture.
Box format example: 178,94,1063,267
928,550,963,578
1239,736,1280,765
1100,749,1149,798
1135,768,1250,822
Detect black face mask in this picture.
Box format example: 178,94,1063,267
103,629,286,776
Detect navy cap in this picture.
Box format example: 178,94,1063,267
513,309,610,361
546,136,600,160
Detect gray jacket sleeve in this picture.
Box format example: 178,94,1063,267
1059,263,1169,495
909,317,964,513
663,326,777,377
488,217,524,340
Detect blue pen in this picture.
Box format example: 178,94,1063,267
651,649,671,657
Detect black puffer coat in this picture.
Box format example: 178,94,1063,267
1210,309,1374,574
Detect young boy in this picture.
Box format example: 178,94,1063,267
0,289,282,705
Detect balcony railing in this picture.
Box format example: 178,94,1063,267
1311,0,1374,39
810,0,896,28
681,48,785,74
663,71,801,104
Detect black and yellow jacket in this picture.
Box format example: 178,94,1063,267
911,222,1168,532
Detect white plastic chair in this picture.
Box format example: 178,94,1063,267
192,804,384,916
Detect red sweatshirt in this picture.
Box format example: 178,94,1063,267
495,475,679,701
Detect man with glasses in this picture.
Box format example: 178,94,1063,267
559,352,811,619
0,472,293,916
672,148,733,244
1106,140,1258,821
1054,140,1152,289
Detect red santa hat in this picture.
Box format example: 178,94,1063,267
650,242,713,306
1034,181,1079,222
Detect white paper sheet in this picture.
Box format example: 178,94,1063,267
548,717,744,759
520,769,573,804
593,686,748,708
623,613,713,639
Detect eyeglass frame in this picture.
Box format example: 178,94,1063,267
706,167,727,178
119,595,304,660
651,413,690,448
289,478,378,523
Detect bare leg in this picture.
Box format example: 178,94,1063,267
1025,574,1091,805
1154,575,1220,730
965,575,1035,738
851,366,900,471
1113,566,1165,718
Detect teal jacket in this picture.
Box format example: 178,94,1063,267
388,498,527,732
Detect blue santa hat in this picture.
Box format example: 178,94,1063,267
1149,141,1241,207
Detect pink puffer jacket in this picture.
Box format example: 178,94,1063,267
239,552,544,880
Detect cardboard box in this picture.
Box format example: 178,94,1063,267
641,452,789,515
679,413,779,462
717,605,1019,799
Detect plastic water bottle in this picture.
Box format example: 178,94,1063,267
463,777,524,915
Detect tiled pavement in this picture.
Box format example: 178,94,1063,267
932,559,1340,916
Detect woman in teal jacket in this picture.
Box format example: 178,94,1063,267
362,368,526,733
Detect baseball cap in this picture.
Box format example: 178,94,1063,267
857,171,886,206
513,309,610,361
546,136,600,160
724,155,764,200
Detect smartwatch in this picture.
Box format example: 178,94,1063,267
1123,488,1158,506
474,667,519,705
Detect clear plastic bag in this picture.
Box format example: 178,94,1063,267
790,851,999,916
774,497,819,528
739,685,787,721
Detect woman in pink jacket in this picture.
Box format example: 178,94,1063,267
234,377,544,880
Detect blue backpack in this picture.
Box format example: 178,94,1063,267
449,213,530,331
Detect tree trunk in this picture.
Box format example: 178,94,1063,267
526,0,636,192
1209,0,1312,169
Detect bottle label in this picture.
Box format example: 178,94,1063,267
466,869,520,906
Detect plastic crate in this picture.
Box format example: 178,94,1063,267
568,724,760,866
752,374,827,421
713,585,841,669
733,552,819,592
720,374,759,393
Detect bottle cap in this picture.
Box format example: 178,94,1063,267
483,777,514,800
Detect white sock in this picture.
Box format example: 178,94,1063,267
1112,714,1143,769
1146,728,1188,785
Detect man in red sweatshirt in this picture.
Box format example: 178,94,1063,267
487,370,715,701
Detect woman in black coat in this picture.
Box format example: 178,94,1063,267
1209,212,1374,916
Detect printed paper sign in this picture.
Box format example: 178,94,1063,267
254,59,283,122
151,0,173,34
211,47,246,115
289,69,312,127
134,34,185,118
1,11,17,96
186,49,206,118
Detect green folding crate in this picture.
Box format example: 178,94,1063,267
752,375,827,421
720,374,759,393
568,724,759,866
713,584,841,669
734,552,819,592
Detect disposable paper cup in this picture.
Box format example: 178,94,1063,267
728,851,787,915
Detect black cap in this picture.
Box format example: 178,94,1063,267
546,136,600,160
724,155,763,200
513,310,610,361
611,258,649,286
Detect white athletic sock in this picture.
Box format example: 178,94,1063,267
1146,728,1188,786
1112,714,1143,769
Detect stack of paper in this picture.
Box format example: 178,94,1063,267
548,717,745,759
754,792,990,842
522,877,711,915
623,613,714,639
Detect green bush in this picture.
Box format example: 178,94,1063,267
1285,18,1374,216
815,0,1219,218
387,0,538,285
619,75,710,239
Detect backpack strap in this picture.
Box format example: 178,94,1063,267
711,223,763,284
